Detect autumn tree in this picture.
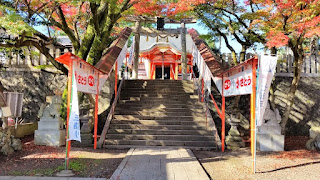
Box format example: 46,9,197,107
251,0,320,134
0,0,207,69
194,0,266,65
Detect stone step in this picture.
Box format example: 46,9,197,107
118,100,204,106
114,108,205,113
116,104,204,109
107,129,212,135
109,124,210,130
124,80,193,85
106,134,215,141
118,98,199,103
121,89,194,93
113,115,206,120
120,96,199,101
103,145,217,150
104,139,216,147
113,111,206,116
120,91,195,95
120,94,199,98
110,119,209,125
123,85,194,90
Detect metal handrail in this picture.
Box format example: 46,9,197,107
97,77,125,148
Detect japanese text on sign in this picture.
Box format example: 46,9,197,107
223,67,253,97
73,60,98,94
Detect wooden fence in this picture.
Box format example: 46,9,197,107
276,54,319,77
1,46,73,70
221,53,320,77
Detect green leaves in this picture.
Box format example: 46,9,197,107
0,5,35,36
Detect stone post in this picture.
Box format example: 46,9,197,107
225,114,245,150
49,47,55,65
133,20,141,79
256,102,284,151
181,21,187,80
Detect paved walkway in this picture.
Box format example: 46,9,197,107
110,147,210,180
0,177,104,180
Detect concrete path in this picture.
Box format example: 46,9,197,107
110,148,210,180
0,177,104,180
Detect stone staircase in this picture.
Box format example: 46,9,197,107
104,80,219,150
138,63,148,79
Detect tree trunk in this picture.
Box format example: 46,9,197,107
231,51,237,66
269,82,277,111
239,46,246,63
280,50,304,134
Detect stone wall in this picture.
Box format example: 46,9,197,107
0,69,67,122
273,77,320,136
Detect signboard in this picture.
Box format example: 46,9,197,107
256,55,278,126
222,64,253,97
73,60,99,94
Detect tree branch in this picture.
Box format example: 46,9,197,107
56,5,80,51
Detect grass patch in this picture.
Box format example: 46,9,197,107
8,158,99,177
69,159,86,172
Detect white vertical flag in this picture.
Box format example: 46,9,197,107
68,68,81,142
256,54,278,126
127,38,135,65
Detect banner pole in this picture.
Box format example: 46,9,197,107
254,57,260,174
65,59,73,170
221,75,225,152
251,58,257,173
94,73,99,149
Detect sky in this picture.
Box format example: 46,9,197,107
35,20,245,54
164,22,243,54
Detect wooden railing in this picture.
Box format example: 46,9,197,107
96,78,124,148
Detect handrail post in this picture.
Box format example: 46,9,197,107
201,78,204,102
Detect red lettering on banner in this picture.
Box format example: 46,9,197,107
224,80,231,90
236,78,239,89
78,75,81,84
75,73,88,86
240,78,244,87
83,77,87,85
247,76,251,86
88,76,94,86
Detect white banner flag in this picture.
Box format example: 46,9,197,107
256,54,278,126
68,68,81,142
127,38,135,65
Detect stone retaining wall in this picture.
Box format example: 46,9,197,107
273,77,320,136
0,70,67,122
0,69,115,124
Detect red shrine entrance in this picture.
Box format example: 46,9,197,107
128,43,193,80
